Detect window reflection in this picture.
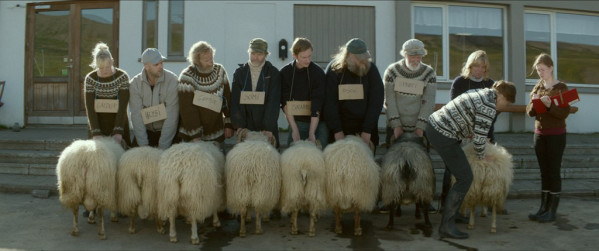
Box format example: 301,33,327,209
80,9,113,72
414,7,443,76
556,13,599,84
34,11,69,77
168,0,184,57
143,0,158,50
525,13,551,77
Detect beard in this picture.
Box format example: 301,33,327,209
406,61,420,71
347,59,370,77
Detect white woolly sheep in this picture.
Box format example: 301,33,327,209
226,130,281,237
117,146,164,234
280,140,326,237
459,141,513,233
324,135,380,236
381,134,435,230
157,141,225,245
56,137,124,239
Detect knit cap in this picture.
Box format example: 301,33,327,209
401,39,427,56
346,38,368,54
249,38,269,54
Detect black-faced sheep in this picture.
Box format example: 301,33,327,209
381,134,435,230
157,141,225,245
280,140,326,236
460,141,513,233
324,135,380,236
117,146,164,234
226,130,281,237
56,137,124,239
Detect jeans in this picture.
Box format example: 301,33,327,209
534,133,566,192
287,121,329,149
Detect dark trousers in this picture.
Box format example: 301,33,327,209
425,125,473,194
534,133,566,193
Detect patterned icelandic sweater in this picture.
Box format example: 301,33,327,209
384,59,436,131
429,88,497,159
84,68,131,145
178,64,232,142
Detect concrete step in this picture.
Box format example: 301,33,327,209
0,139,72,151
0,163,56,176
0,150,60,165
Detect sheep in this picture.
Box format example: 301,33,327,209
226,130,281,237
157,141,225,245
381,133,435,230
280,140,326,237
323,135,380,236
116,146,165,234
459,141,513,233
56,137,124,239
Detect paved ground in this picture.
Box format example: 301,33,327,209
0,192,598,250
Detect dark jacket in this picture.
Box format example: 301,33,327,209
280,61,326,122
324,62,384,138
231,60,281,141
450,76,497,142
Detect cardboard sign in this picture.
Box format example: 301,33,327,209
141,103,167,124
338,84,363,100
287,101,311,116
193,91,222,112
394,78,425,95
240,91,265,104
94,99,119,113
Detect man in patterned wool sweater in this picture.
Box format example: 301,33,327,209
178,41,233,144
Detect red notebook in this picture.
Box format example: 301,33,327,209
532,99,547,114
551,88,580,107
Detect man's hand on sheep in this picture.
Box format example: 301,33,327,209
308,133,317,143
415,128,424,137
112,133,122,143
291,129,301,142
393,127,404,140
225,128,234,139
334,131,345,141
360,132,372,145
263,130,274,142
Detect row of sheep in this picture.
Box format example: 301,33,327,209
56,131,513,244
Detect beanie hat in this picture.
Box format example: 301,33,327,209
401,39,427,56
141,48,166,64
346,38,368,54
249,38,269,54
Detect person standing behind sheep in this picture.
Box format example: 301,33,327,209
281,37,328,148
231,38,281,147
526,53,570,223
426,80,516,239
324,38,384,148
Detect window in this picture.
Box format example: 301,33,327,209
168,0,184,57
414,4,505,81
142,0,158,51
525,11,599,85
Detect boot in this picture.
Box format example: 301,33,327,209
528,191,549,221
538,193,560,223
438,190,469,239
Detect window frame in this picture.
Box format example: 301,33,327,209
411,3,508,82
167,0,184,58
142,0,158,52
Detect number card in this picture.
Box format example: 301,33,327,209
193,91,222,112
141,103,167,124
338,84,364,100
240,91,265,104
287,101,311,116
394,78,425,95
95,99,119,113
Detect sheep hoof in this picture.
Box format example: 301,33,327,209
111,216,119,222
291,230,298,235
354,228,362,236
308,231,315,237
157,227,165,234
335,227,343,234
255,229,263,235
491,227,496,233
87,219,96,224
128,228,135,234
239,232,246,237
386,224,393,230
263,217,270,222
468,224,474,230
71,230,79,237
99,234,106,240
169,236,178,243
213,221,221,228
191,238,200,245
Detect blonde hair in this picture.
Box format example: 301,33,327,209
329,46,371,73
89,42,113,69
460,50,490,80
187,41,215,65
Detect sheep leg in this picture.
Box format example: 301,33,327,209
468,207,475,230
334,207,342,234
239,207,247,237
491,205,497,233
308,211,316,237
155,217,165,234
97,207,106,240
415,203,422,219
128,209,136,234
255,211,263,235
422,201,432,228
481,205,487,217
71,207,79,236
168,214,178,243
212,212,221,228
386,201,395,230
88,209,96,224
291,209,298,235
190,218,200,245
354,207,362,236
110,211,118,222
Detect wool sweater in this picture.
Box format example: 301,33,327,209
450,75,496,141
324,62,384,135
280,61,326,122
178,64,232,142
429,88,498,159
526,81,570,134
129,68,179,148
384,59,436,131
84,68,131,145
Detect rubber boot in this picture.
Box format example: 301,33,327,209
528,191,549,221
439,168,452,212
438,190,469,239
538,193,560,223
